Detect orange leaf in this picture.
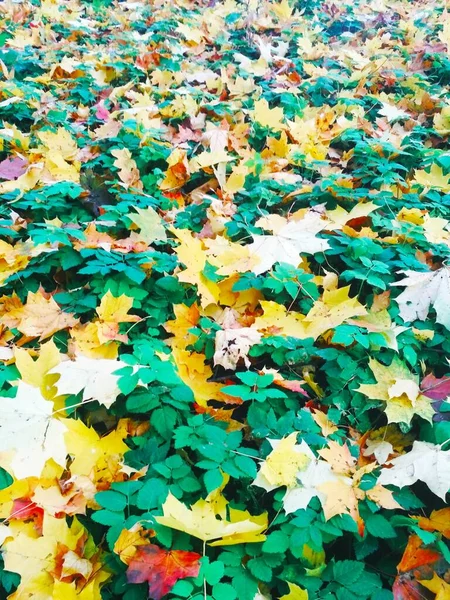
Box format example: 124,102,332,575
416,507,450,539
126,544,201,600
397,535,440,573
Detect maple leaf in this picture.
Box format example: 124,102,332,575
2,514,109,600
160,148,190,190
126,544,201,600
418,573,450,600
63,417,129,479
303,286,367,339
114,524,155,565
253,434,312,490
252,98,286,130
357,357,434,425
0,382,67,478
111,148,143,189
0,156,28,180
1,289,79,340
213,327,262,370
37,128,78,161
378,441,450,499
171,227,220,307
325,201,378,230
393,535,442,600
248,210,329,275
14,339,60,395
172,347,229,407
412,163,450,191
279,582,309,600
69,291,139,358
128,206,167,243
155,490,267,545
204,236,259,276
50,355,127,408
252,301,307,339
97,290,140,329
415,507,450,539
391,266,450,330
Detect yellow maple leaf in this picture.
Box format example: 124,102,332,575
279,582,309,600
155,490,267,545
97,290,139,326
317,478,360,521
14,339,60,397
412,163,450,191
318,440,356,475
259,433,310,488
70,322,120,359
111,148,143,189
3,514,109,600
160,148,190,190
252,301,307,339
303,286,367,339
171,347,227,407
325,202,378,230
357,357,434,425
37,127,78,161
63,417,129,480
204,236,259,277
1,289,79,340
252,99,286,131
70,291,138,357
128,206,167,243
270,0,295,20
418,573,450,600
113,524,154,564
172,228,220,308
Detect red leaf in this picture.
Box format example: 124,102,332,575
0,157,28,180
11,498,44,534
397,535,440,573
421,373,450,400
126,544,201,600
393,576,426,600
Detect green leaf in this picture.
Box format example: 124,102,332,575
95,490,127,512
333,561,365,587
213,582,237,600
263,531,289,554
365,514,396,539
136,478,168,510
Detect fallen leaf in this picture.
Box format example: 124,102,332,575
2,289,79,340
127,544,201,600
155,490,267,544
248,210,329,275
391,266,450,330
357,357,434,425
378,441,450,499
51,355,127,408
279,582,309,600
0,382,67,478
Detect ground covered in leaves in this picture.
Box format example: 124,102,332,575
1,0,450,598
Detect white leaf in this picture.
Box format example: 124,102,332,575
378,441,450,499
363,440,393,465
391,266,450,330
213,328,262,370
378,102,410,122
283,459,336,514
248,211,329,275
50,355,127,408
0,383,67,478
